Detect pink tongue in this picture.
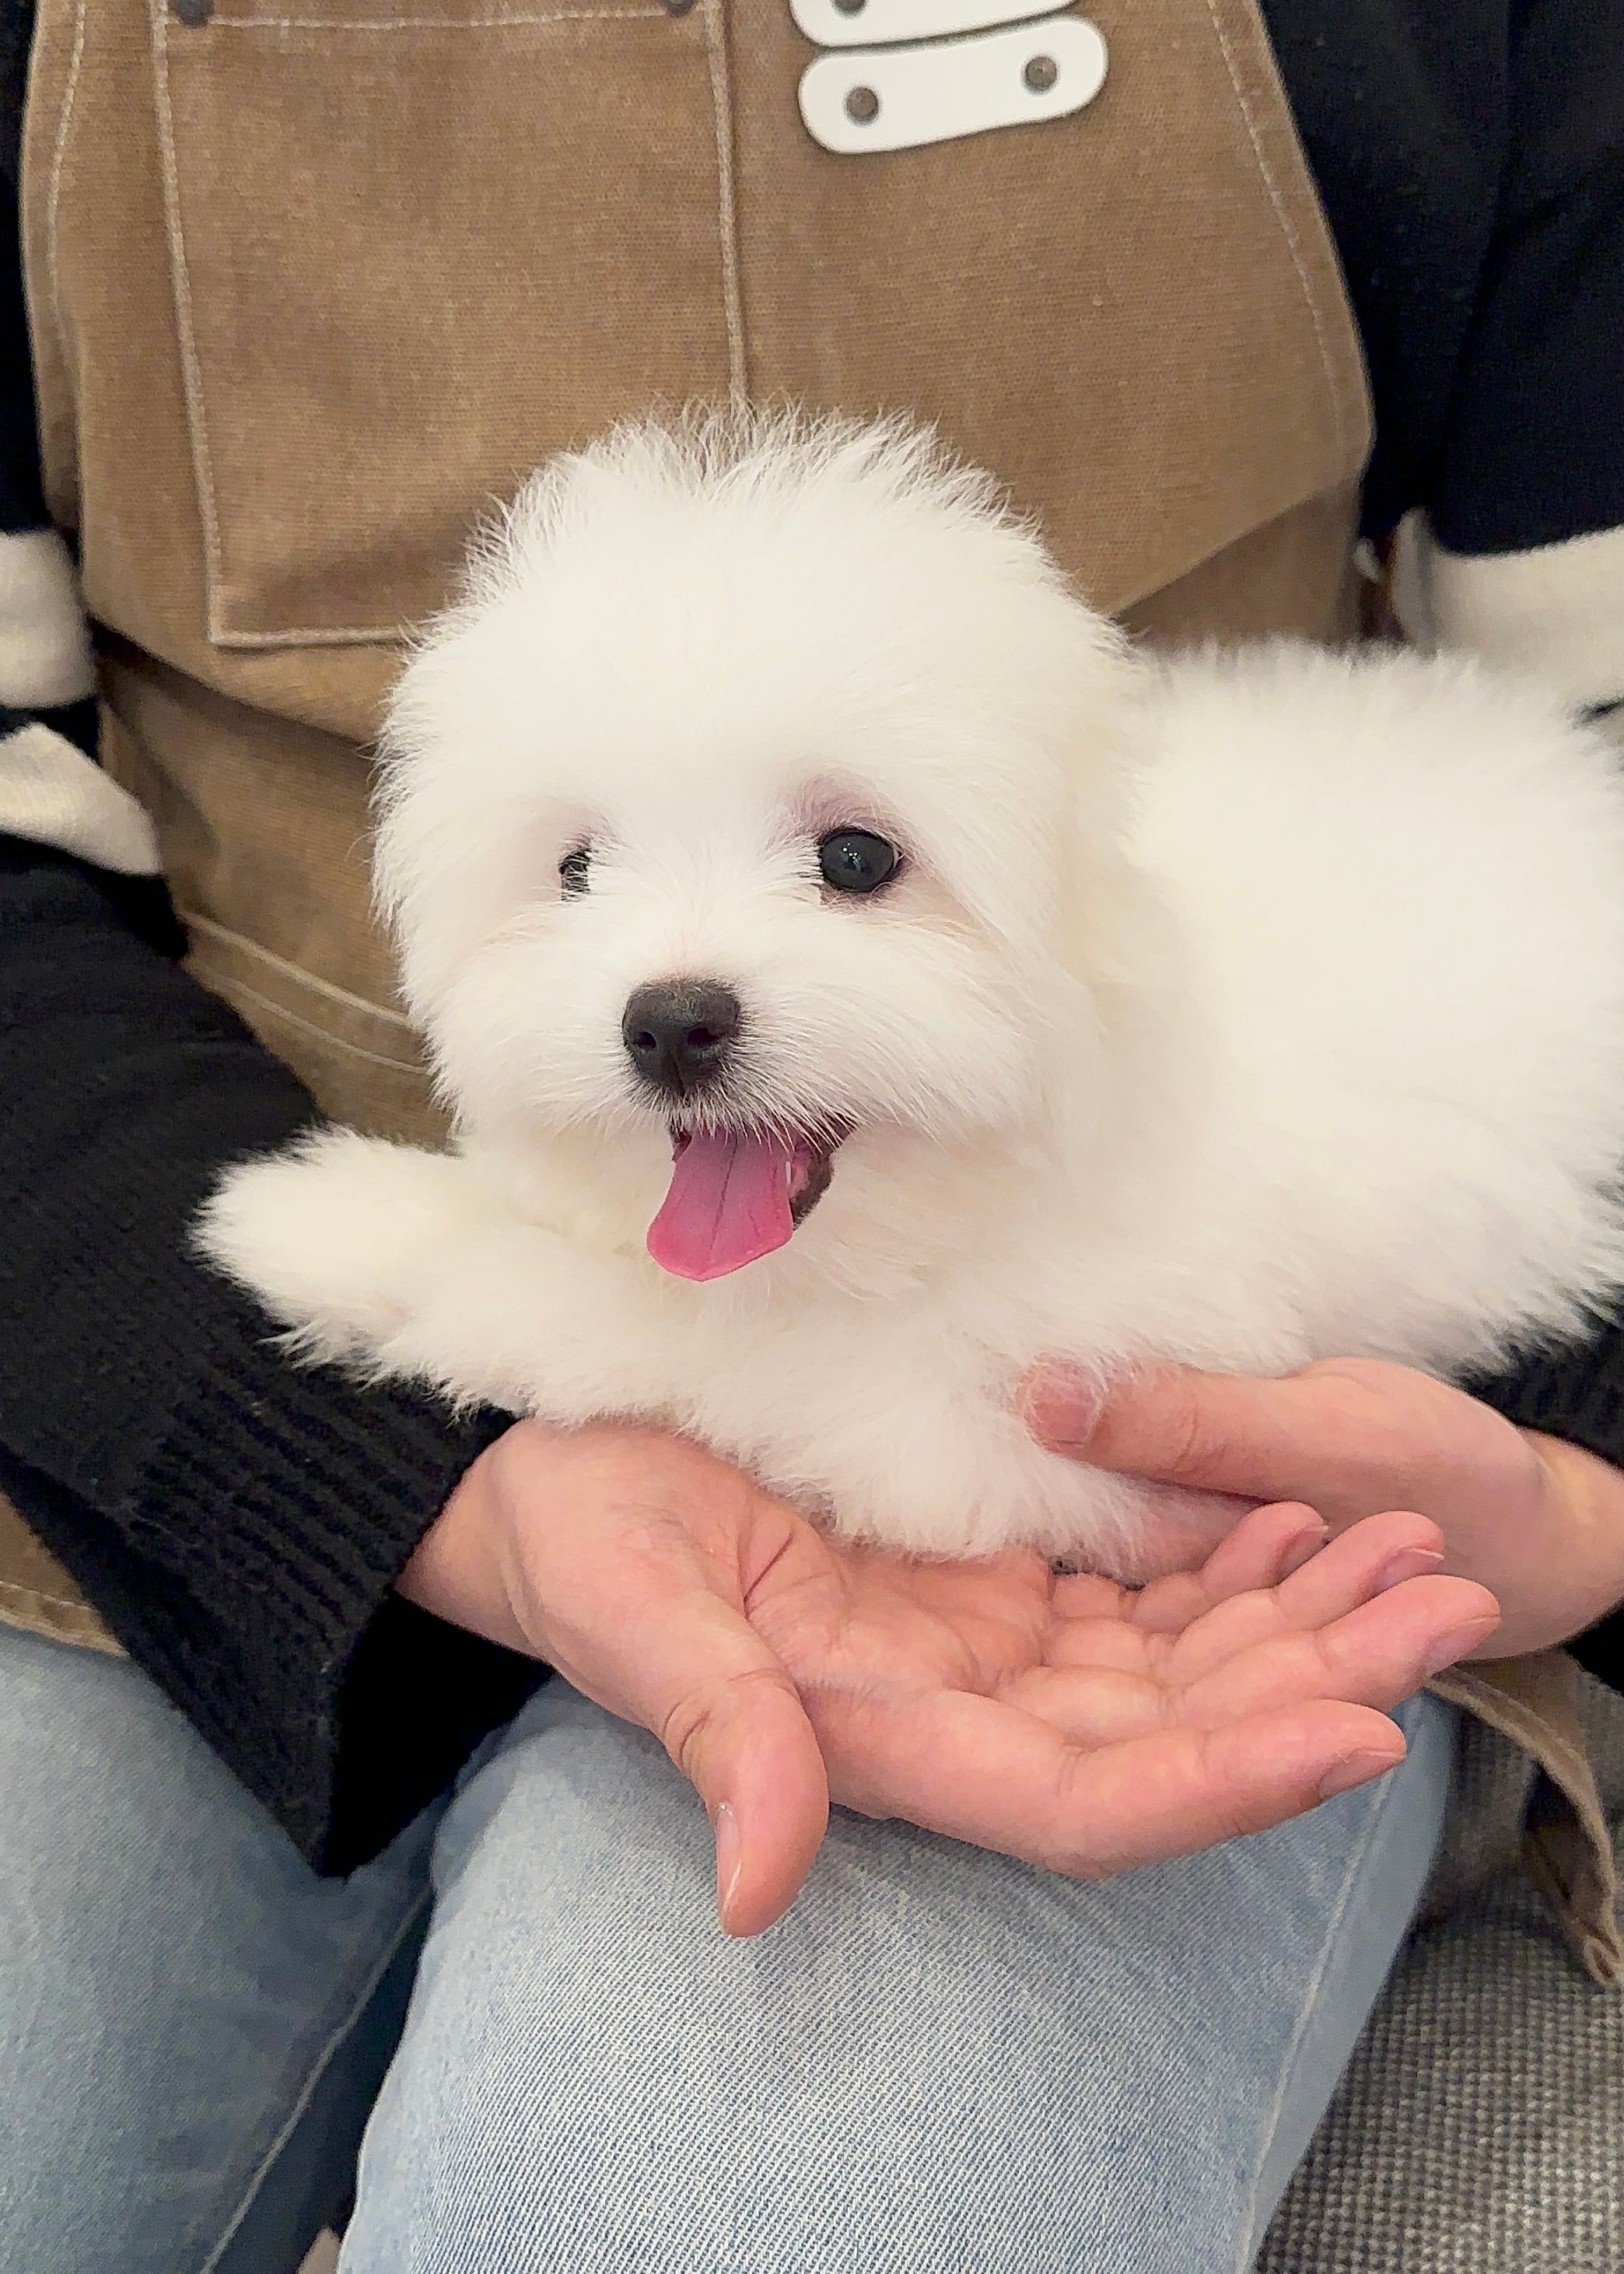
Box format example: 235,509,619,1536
647,1130,796,1281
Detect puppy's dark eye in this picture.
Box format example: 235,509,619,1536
817,829,900,896
558,846,592,898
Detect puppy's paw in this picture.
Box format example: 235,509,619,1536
195,1127,480,1366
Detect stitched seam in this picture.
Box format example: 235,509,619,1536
208,619,407,648
1198,0,1347,468
0,1583,124,1655
0,1578,96,1617
196,1892,432,2274
181,910,419,1029
1233,1747,1407,2268
44,0,89,390
209,972,429,1074
151,0,233,646
208,7,664,25
702,0,747,398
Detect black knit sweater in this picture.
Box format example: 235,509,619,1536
2,0,1622,1873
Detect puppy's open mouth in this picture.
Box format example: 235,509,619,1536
646,1124,845,1282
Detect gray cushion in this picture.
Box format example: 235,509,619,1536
1258,1678,1624,2273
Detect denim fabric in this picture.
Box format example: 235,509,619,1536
0,1620,1458,2274
0,1622,437,2274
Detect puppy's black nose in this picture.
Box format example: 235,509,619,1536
622,981,741,1097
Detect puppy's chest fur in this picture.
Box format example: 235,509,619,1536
199,1125,1216,1570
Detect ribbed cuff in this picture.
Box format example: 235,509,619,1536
10,1319,544,1873
121,1333,537,1868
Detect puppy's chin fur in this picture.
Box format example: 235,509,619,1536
197,412,1624,1576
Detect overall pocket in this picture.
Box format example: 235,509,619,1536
152,0,737,646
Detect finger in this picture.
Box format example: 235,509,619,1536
1048,1493,1307,1634
1052,1705,1410,1873
818,1684,1408,1877
1022,1359,1402,1507
1053,1503,1325,1651
1102,1484,1262,1585
1052,1569,1130,1619
1271,1508,1444,1621
1176,1574,1501,1727
1011,1564,1497,1747
543,1530,830,1937
1166,1508,1446,1680
1127,1501,1328,1635
663,1662,833,1937
1199,1501,1330,1598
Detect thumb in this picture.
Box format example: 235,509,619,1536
1020,1360,1348,1506
539,1533,831,1939
649,1616,832,1939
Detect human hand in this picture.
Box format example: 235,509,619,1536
1021,1355,1624,1658
398,1417,1496,1936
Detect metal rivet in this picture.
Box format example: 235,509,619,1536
1024,53,1059,92
170,0,213,22
833,0,866,12
844,83,880,124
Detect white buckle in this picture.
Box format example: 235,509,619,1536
798,16,1108,156
790,0,1073,49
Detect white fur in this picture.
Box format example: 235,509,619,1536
198,413,1624,1578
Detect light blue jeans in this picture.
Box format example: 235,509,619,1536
0,1620,1458,2274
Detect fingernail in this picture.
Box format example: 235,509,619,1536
1281,1522,1330,1577
714,1803,742,1926
1376,1547,1445,1593
1020,1362,1102,1443
1421,1617,1500,1677
1318,1748,1399,1800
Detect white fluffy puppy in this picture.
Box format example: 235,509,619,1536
198,415,1624,1578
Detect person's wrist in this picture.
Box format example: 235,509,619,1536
1515,1428,1624,1649
396,1418,537,1653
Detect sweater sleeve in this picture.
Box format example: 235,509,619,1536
2,32,542,1871
1392,0,1624,719
1263,0,1624,714
0,833,545,1873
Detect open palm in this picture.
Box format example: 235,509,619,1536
410,1421,1499,1935
749,1498,1493,1897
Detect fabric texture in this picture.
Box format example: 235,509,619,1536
1264,1881,1624,2272
0,1617,1458,2274
1257,0,1624,557
1259,1673,1624,2273
0,1620,440,2274
1390,518,1624,712
0,710,157,867
348,1682,1458,2274
0,836,541,1869
10,1611,1622,2274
